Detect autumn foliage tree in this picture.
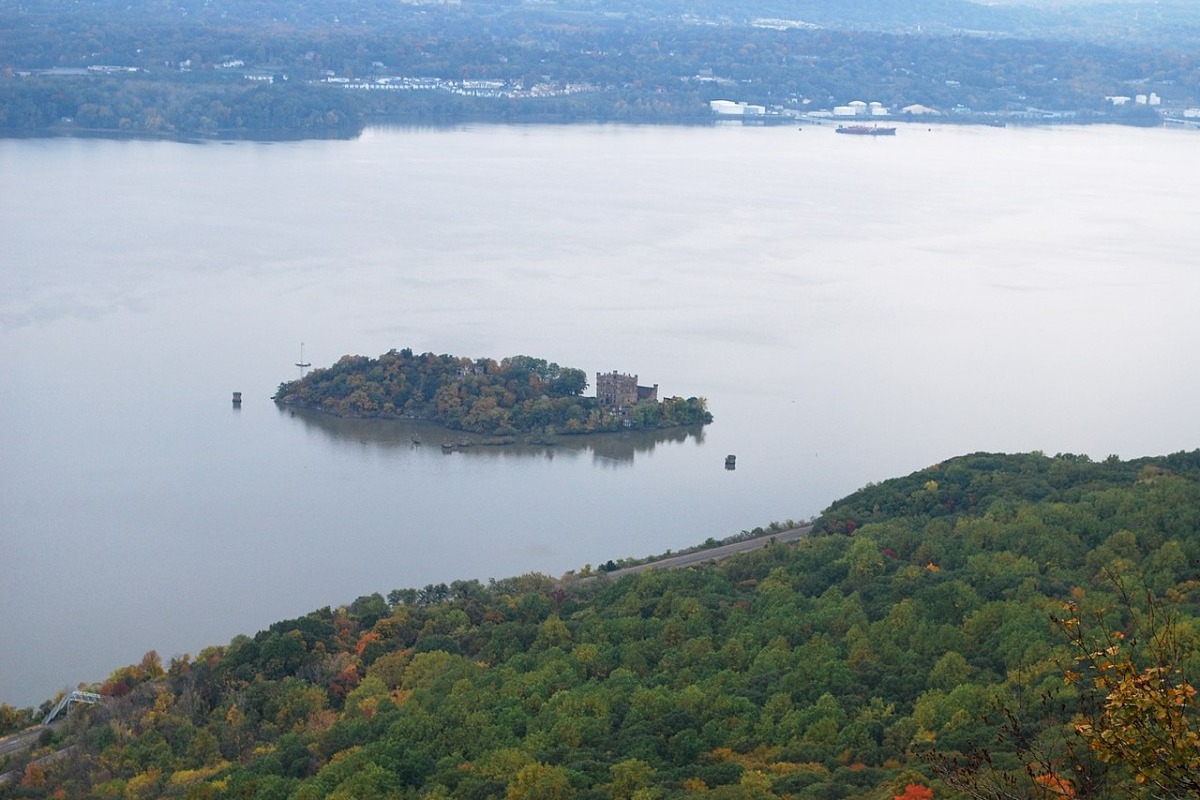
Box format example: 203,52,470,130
98,650,165,697
1059,581,1200,799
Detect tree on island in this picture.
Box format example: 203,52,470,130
273,348,710,435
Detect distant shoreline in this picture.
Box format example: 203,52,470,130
3,113,1192,145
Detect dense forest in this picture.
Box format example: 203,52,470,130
2,0,1198,137
273,349,712,436
3,449,1199,798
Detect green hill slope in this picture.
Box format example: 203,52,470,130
6,450,1199,798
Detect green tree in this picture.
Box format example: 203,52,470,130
506,762,573,800
608,757,655,799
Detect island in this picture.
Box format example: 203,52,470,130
273,348,711,437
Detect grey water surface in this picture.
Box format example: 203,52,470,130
2,122,1198,706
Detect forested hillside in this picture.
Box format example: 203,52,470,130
3,450,1199,798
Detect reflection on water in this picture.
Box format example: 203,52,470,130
280,405,705,464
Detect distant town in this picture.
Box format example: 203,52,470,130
3,0,1199,136
707,91,1197,128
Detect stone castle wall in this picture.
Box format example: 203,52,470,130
597,371,658,408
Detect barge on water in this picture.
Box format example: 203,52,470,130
835,124,897,136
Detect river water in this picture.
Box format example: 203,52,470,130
2,123,1198,706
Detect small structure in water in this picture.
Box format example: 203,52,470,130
725,454,736,470
295,342,312,372
232,391,242,406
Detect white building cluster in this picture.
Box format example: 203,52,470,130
709,100,767,117
1106,93,1161,106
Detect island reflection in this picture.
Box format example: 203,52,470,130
279,405,705,464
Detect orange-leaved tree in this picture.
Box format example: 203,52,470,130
895,784,934,800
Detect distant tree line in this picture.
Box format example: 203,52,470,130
0,78,362,137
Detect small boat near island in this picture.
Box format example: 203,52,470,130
835,124,896,136
295,342,311,369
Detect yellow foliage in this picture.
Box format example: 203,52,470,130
505,761,572,800
706,743,829,784
224,704,245,728
124,768,162,800
1062,591,1200,798
168,762,230,786
708,746,737,763
766,761,824,776
145,690,176,726
328,745,363,763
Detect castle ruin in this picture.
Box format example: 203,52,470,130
596,371,658,409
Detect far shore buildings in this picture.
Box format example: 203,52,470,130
709,99,767,117
596,371,658,409
832,100,890,117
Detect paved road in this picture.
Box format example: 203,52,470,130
0,724,61,786
600,525,814,580
0,726,48,759
0,743,75,787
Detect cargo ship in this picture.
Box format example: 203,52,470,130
835,125,897,136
